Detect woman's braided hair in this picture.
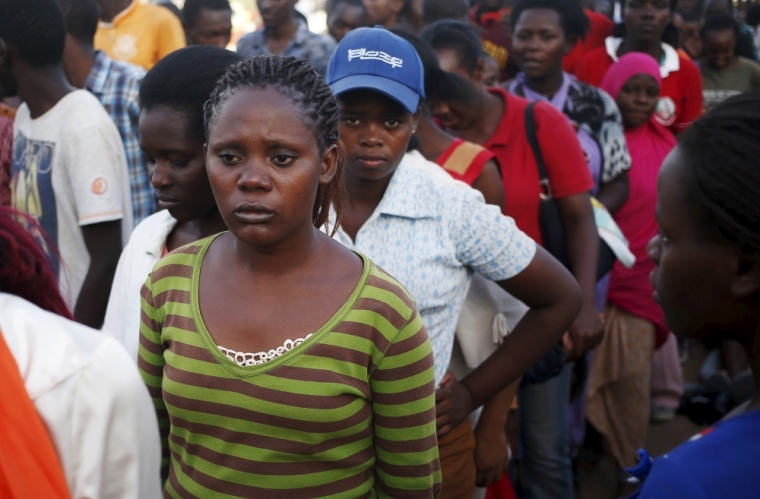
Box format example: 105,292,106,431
204,55,343,233
680,90,760,258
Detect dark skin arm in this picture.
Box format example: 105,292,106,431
596,171,629,215
74,220,123,328
472,380,519,487
558,192,603,359
471,159,505,208
435,246,582,433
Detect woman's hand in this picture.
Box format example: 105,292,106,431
473,421,509,487
567,302,604,360
435,372,474,438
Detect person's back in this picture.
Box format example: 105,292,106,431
12,91,133,309
0,292,162,499
237,0,336,75
0,207,160,499
2,0,132,327
95,0,186,70
58,0,154,226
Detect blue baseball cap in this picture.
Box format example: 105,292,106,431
327,26,425,114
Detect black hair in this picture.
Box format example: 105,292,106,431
140,45,242,139
422,20,483,73
56,0,99,46
0,0,67,67
204,55,343,232
182,0,231,27
391,27,476,104
746,3,760,28
700,13,739,41
614,0,680,46
680,91,760,257
510,0,591,42
423,0,469,25
326,0,364,12
158,1,182,19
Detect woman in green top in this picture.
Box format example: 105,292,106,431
138,56,441,497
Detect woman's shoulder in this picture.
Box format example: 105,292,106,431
359,258,419,325
147,234,219,288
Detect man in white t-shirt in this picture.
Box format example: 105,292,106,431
2,0,132,327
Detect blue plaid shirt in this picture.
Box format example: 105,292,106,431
236,23,336,76
86,51,154,226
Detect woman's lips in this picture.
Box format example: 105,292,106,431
234,203,275,224
157,195,180,209
356,155,387,168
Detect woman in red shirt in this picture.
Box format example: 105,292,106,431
422,19,602,499
574,0,703,134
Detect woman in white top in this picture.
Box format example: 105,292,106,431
103,46,241,357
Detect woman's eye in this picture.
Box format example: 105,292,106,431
219,153,239,164
272,155,295,166
385,119,400,128
344,117,360,126
170,159,189,168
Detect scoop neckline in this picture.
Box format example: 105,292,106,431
190,233,371,378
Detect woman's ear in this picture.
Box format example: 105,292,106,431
471,56,487,84
730,253,760,299
564,35,577,56
319,143,341,185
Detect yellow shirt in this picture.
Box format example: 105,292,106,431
95,1,186,71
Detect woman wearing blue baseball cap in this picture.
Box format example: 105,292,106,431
326,26,584,498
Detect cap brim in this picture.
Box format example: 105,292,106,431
330,74,420,114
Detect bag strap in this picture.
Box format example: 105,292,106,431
524,102,553,200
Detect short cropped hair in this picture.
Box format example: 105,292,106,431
56,0,99,46
422,20,483,73
139,45,242,139
0,0,67,67
510,0,590,42
700,13,740,41
423,0,469,25
182,0,232,27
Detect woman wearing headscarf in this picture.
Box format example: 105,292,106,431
589,52,678,486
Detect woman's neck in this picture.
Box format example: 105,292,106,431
524,68,565,99
618,37,663,62
459,90,505,145
415,113,455,162
168,208,228,252
342,166,395,212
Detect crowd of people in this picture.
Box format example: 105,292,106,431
1,0,759,498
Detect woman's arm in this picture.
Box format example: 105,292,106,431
371,311,442,498
436,246,582,427
471,159,505,208
557,192,604,359
596,171,629,214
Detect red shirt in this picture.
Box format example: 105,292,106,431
435,138,495,186
483,88,594,245
563,10,614,75
575,40,704,133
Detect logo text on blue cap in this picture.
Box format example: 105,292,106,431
347,48,403,69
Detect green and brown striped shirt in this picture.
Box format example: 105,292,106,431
138,236,441,498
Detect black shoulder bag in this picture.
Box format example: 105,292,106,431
524,102,616,281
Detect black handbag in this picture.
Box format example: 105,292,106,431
524,102,616,281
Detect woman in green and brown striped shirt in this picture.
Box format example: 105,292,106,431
138,55,441,497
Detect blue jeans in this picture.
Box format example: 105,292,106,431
519,363,573,499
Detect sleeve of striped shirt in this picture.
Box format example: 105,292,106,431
137,275,170,481
370,310,442,498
